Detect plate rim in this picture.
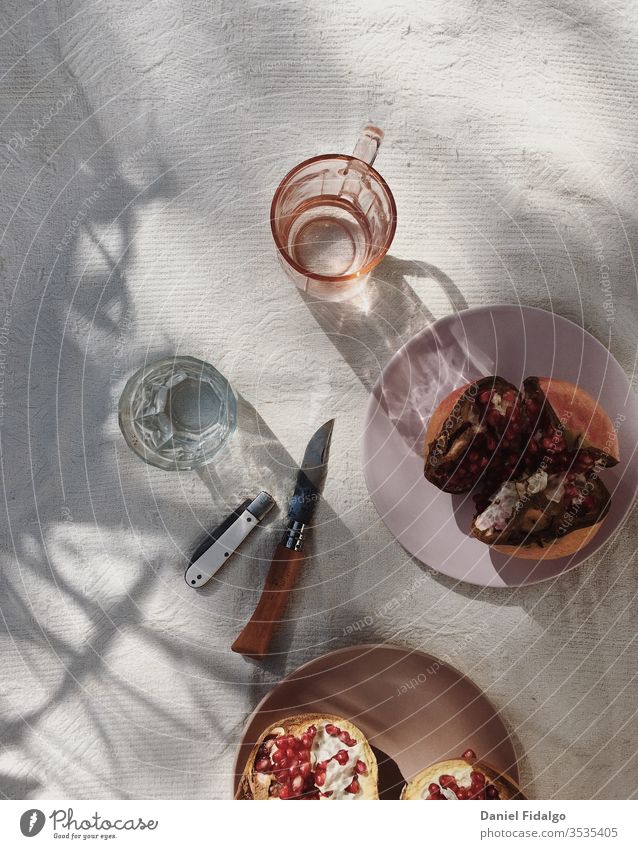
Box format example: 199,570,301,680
362,303,638,587
231,642,519,792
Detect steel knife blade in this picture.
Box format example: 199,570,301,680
284,418,335,546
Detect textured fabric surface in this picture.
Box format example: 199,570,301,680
1,0,637,800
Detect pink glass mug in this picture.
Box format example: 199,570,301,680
270,126,397,301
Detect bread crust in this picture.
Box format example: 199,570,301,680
400,758,524,800
423,384,469,466
492,520,604,560
236,713,379,800
537,377,619,463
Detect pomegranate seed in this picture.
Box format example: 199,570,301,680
272,749,285,764
355,760,368,775
473,790,486,800
345,778,360,794
462,749,477,761
301,733,311,748
479,455,489,468
315,770,326,787
275,737,288,751
486,436,497,451
338,731,357,746
334,749,349,766
279,785,292,800
320,791,333,798
528,439,539,454
469,451,480,462
286,748,296,760
469,463,479,474
471,770,486,787
439,774,455,788
487,409,501,427
298,749,310,763
325,724,339,736
307,725,317,737
288,765,300,778
428,783,440,795
486,785,500,799
291,774,305,794
299,762,311,778
254,757,271,772
478,390,492,405
456,786,470,799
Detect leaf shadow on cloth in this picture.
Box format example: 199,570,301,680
0,63,180,795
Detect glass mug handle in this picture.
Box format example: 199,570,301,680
352,124,384,166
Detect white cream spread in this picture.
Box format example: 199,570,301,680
526,469,548,495
311,724,364,800
474,483,519,532
422,764,475,799
475,467,561,532
544,474,565,503
491,393,509,415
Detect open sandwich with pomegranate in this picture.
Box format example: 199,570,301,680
401,749,525,800
236,714,379,800
424,376,619,559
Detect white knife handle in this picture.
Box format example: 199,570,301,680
185,496,274,589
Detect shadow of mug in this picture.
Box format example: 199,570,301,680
300,254,468,392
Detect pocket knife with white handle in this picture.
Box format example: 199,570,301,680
185,491,275,588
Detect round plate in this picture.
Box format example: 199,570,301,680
233,644,519,799
363,305,638,587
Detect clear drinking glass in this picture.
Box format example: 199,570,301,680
118,356,237,471
270,125,397,302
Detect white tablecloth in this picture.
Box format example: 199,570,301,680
1,0,637,800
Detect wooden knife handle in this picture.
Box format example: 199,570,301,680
231,543,303,659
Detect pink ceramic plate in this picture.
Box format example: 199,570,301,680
233,644,519,798
363,305,638,587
